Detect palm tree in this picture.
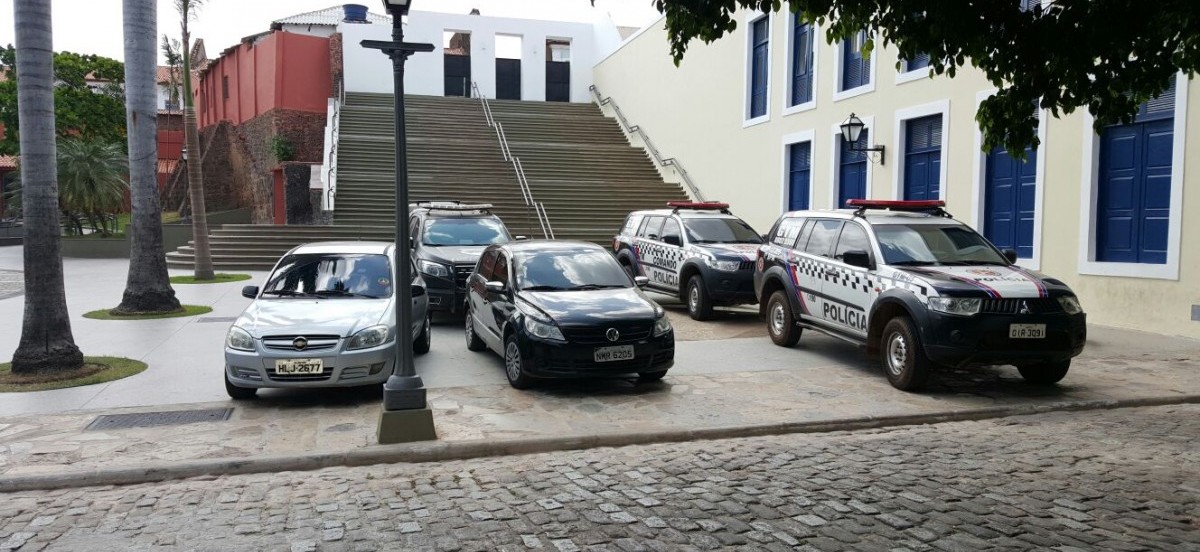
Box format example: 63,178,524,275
177,0,214,280
56,139,128,236
115,0,182,314
10,0,84,374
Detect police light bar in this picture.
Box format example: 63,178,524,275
413,201,493,212
845,199,951,218
667,201,731,213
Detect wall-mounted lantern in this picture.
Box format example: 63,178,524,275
840,113,886,165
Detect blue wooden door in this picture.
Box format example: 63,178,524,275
838,130,868,208
903,114,942,200
984,145,1037,258
788,142,811,210
1096,80,1175,264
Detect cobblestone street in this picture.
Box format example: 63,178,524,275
1,404,1195,551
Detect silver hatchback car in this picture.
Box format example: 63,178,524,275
223,242,430,399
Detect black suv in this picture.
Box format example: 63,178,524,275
409,202,512,314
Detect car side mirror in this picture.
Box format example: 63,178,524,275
241,285,259,299
1002,248,1018,264
485,281,507,294
842,250,873,270
634,275,649,288
662,235,681,247
411,284,426,297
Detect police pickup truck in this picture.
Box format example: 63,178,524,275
754,200,1086,391
614,202,763,320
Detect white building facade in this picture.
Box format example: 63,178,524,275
593,7,1199,338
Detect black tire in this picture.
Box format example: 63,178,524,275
766,290,802,347
503,334,534,389
465,306,486,352
413,314,431,355
1018,360,1070,385
686,275,714,321
638,370,668,382
879,316,932,391
224,373,257,400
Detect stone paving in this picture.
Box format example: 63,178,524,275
0,404,1195,551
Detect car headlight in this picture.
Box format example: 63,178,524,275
417,260,451,278
928,297,982,316
653,315,672,337
226,326,255,351
347,325,392,350
524,316,565,342
704,257,741,271
1057,296,1083,315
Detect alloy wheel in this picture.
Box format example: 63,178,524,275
464,311,474,345
505,341,522,382
770,302,786,336
689,285,699,312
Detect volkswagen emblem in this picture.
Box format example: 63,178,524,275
605,328,620,342
293,336,308,350
1018,301,1031,315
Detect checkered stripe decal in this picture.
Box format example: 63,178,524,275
787,253,928,297
634,240,696,270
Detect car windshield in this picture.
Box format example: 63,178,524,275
423,217,509,246
515,249,632,291
874,224,1009,266
683,217,762,244
263,253,393,298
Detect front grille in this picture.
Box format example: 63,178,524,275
453,264,474,290
560,322,654,345
980,298,1061,315
738,261,755,270
262,334,340,352
543,357,655,373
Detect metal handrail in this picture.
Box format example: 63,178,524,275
472,82,554,239
588,84,706,202
324,86,345,210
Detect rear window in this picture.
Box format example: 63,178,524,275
621,214,644,236
771,218,805,247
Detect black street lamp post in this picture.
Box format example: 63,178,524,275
363,0,436,444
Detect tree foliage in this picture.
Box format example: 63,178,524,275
649,0,1200,154
0,47,126,155
4,139,129,236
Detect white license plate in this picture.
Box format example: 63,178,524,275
594,345,635,363
275,359,324,374
1009,324,1047,339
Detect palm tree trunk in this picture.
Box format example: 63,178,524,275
180,14,213,280
10,0,84,374
116,0,181,314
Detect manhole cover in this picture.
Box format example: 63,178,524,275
86,408,233,431
197,317,238,323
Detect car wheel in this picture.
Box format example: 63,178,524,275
767,290,802,347
503,334,533,389
224,372,257,400
465,306,486,351
413,314,431,355
880,316,932,391
638,370,668,382
686,275,713,321
1018,360,1070,385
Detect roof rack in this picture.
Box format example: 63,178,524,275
411,201,493,214
667,201,731,214
845,199,951,218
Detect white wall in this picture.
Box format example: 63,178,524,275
341,10,621,102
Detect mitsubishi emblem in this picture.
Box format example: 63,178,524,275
293,336,309,350
1018,301,1031,315
605,328,620,342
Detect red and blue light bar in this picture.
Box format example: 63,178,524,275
667,201,731,212
845,199,951,217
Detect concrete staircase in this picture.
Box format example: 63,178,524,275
166,93,689,270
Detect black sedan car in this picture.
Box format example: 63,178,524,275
464,241,675,389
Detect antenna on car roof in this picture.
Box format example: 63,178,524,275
844,199,951,219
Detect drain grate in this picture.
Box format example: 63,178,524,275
86,408,233,431
197,317,238,323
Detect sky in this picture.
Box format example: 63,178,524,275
0,0,663,64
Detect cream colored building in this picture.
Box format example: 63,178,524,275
593,8,1199,339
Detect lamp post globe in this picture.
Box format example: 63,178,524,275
840,113,864,144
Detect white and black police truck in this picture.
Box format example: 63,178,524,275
614,202,763,320
754,200,1087,391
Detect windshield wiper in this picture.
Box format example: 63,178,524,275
520,285,565,291
312,289,380,298
568,284,624,291
261,290,309,297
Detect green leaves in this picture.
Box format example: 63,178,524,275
655,0,1200,154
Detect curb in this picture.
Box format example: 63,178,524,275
2,394,1198,493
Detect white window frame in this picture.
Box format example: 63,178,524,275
828,115,876,209
832,31,876,102
781,129,817,213
743,11,773,128
895,57,933,86
782,16,819,117
891,99,951,202
969,89,1047,270
1076,71,1188,280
